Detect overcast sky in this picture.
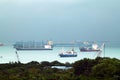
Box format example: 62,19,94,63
0,0,120,43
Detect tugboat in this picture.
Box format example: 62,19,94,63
59,48,77,57
14,41,53,50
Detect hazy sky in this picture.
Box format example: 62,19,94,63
0,0,120,43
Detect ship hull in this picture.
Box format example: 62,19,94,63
80,48,100,52
59,54,77,57
16,48,53,50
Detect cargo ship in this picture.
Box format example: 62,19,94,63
59,48,77,57
14,41,53,50
0,43,4,46
80,43,100,52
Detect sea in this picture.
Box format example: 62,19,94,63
0,41,120,64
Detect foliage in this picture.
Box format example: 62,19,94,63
91,58,120,80
72,58,98,76
0,57,120,80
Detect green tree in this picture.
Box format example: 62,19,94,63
51,61,64,66
73,58,97,76
41,61,51,67
92,58,120,80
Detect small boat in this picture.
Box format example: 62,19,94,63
59,48,77,57
80,43,100,52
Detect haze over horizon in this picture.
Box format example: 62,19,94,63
0,0,120,43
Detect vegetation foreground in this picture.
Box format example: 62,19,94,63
0,57,120,80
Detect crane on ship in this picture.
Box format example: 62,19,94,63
15,51,20,62
94,43,105,57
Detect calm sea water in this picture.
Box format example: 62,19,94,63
0,42,120,64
